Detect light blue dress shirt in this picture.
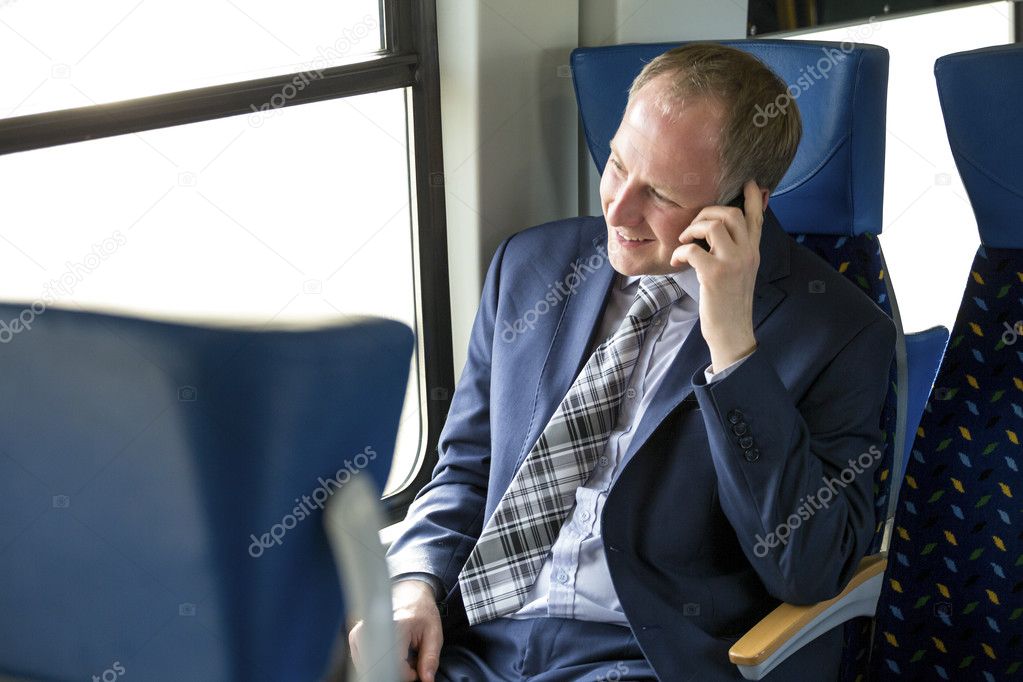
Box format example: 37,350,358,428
393,266,754,626
508,267,750,624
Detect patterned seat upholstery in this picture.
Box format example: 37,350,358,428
791,232,900,681
870,43,1023,681
790,231,898,555
571,40,899,680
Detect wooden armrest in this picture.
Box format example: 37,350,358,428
728,553,887,680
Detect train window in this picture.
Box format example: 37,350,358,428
0,1,451,519
0,1,383,120
748,0,1007,34
780,1,1014,335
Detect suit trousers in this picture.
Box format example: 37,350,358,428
436,616,657,681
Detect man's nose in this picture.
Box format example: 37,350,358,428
606,182,643,227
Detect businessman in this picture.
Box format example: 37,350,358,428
351,43,895,681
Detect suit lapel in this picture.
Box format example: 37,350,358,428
526,208,792,468
523,226,616,464
622,207,791,461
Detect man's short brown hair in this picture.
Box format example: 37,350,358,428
628,43,801,203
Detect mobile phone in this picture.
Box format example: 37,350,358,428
727,191,746,213
692,192,744,251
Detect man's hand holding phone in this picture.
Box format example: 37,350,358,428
671,179,765,374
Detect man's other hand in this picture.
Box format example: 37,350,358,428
349,579,443,682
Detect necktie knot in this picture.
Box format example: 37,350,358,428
630,275,685,322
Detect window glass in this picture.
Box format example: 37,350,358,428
787,1,1013,333
1,0,383,120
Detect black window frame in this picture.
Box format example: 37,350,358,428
0,0,453,524
747,0,1020,37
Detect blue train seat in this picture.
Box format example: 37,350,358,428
870,43,1023,681
0,306,412,681
571,40,898,679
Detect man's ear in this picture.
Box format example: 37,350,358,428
760,187,770,210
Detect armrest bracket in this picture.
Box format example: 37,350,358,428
324,477,398,682
729,553,887,680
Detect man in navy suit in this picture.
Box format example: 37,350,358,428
351,43,895,681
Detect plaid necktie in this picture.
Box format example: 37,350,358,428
458,275,686,625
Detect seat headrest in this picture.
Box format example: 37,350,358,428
571,40,889,236
935,43,1023,249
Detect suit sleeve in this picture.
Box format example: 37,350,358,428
692,313,896,605
384,236,511,595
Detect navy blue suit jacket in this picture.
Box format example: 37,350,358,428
388,209,896,680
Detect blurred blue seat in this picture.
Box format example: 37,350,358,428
870,43,1023,681
0,305,412,681
901,325,950,482
571,39,903,680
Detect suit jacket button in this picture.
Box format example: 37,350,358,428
731,422,748,436
744,448,760,462
727,409,743,424
739,435,754,449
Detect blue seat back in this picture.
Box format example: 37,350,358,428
571,36,896,533
0,306,412,681
871,43,1023,681
572,40,888,236
902,326,950,481
572,41,895,681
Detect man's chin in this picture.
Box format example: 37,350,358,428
608,251,674,277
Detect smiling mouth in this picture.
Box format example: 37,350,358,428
616,229,653,243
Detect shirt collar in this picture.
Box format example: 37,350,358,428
620,266,700,304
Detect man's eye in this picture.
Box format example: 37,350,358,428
650,188,674,205
610,158,624,172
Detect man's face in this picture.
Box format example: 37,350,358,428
601,77,724,276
